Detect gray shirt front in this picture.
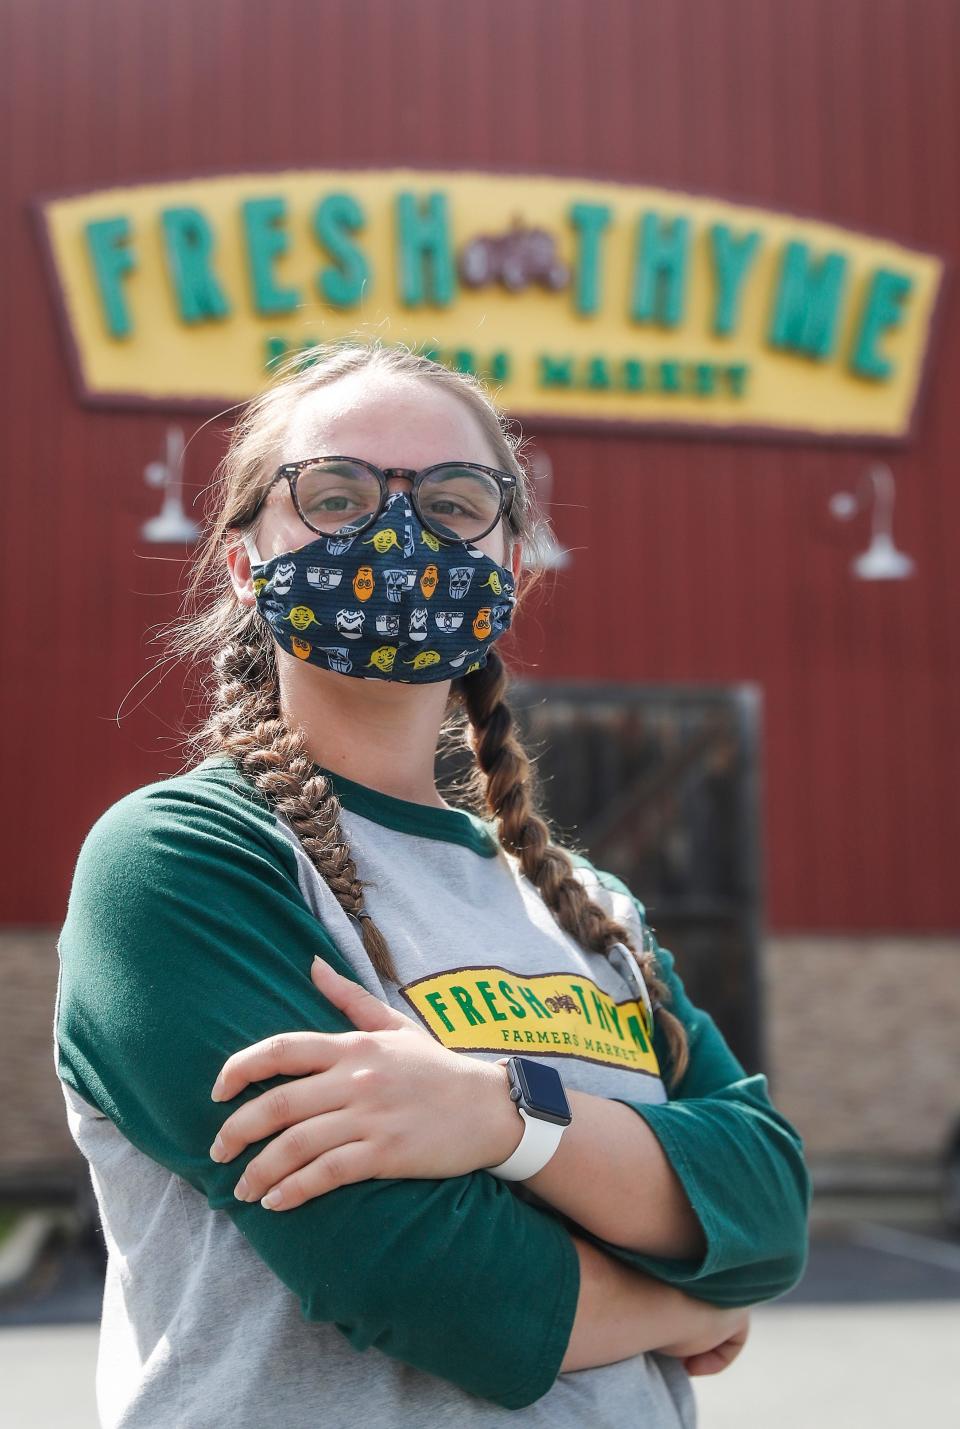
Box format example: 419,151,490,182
56,759,698,1427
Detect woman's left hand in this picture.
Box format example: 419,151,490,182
208,956,522,1211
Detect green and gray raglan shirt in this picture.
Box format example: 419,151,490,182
54,755,811,1429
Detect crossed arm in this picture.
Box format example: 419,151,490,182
523,1090,709,1259
58,782,810,1412
210,914,811,1306
210,952,710,1262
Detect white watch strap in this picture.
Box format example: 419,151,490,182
485,1107,566,1182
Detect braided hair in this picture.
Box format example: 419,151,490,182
205,632,395,974
458,647,683,1086
165,338,690,1091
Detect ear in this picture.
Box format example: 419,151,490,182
225,531,257,607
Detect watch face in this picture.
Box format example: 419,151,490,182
512,1057,572,1125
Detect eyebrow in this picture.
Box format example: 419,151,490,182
301,462,487,482
428,467,483,483
300,464,369,481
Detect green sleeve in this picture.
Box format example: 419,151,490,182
56,773,580,1410
567,857,812,1308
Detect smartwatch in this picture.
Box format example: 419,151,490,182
484,1055,573,1181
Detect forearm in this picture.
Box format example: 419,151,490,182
560,1234,718,1372
530,1091,706,1257
480,1063,706,1259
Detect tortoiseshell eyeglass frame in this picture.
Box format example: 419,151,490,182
245,455,519,545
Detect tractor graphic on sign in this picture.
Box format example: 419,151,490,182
458,217,570,292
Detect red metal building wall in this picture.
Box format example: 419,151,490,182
3,0,958,930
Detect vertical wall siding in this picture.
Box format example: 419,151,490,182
2,0,957,929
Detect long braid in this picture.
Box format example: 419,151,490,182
201,633,400,984
458,648,690,1091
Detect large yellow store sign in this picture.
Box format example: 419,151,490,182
34,167,944,440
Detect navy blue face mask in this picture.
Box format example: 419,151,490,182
242,491,518,683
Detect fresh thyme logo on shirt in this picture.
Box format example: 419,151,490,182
400,965,661,1077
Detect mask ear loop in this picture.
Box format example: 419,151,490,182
241,531,263,564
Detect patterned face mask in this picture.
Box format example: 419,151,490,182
242,491,518,683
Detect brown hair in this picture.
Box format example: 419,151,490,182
166,338,689,1089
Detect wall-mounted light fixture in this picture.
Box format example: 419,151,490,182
141,425,200,544
828,463,915,580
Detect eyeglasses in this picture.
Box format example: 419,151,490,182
250,455,518,545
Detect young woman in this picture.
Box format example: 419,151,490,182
55,340,810,1428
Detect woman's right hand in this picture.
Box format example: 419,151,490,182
560,1236,753,1378
658,1304,752,1377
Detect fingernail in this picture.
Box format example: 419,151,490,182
209,1135,226,1161
261,1187,282,1209
233,1176,249,1200
211,1076,225,1101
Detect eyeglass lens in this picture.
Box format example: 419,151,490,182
294,460,503,541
